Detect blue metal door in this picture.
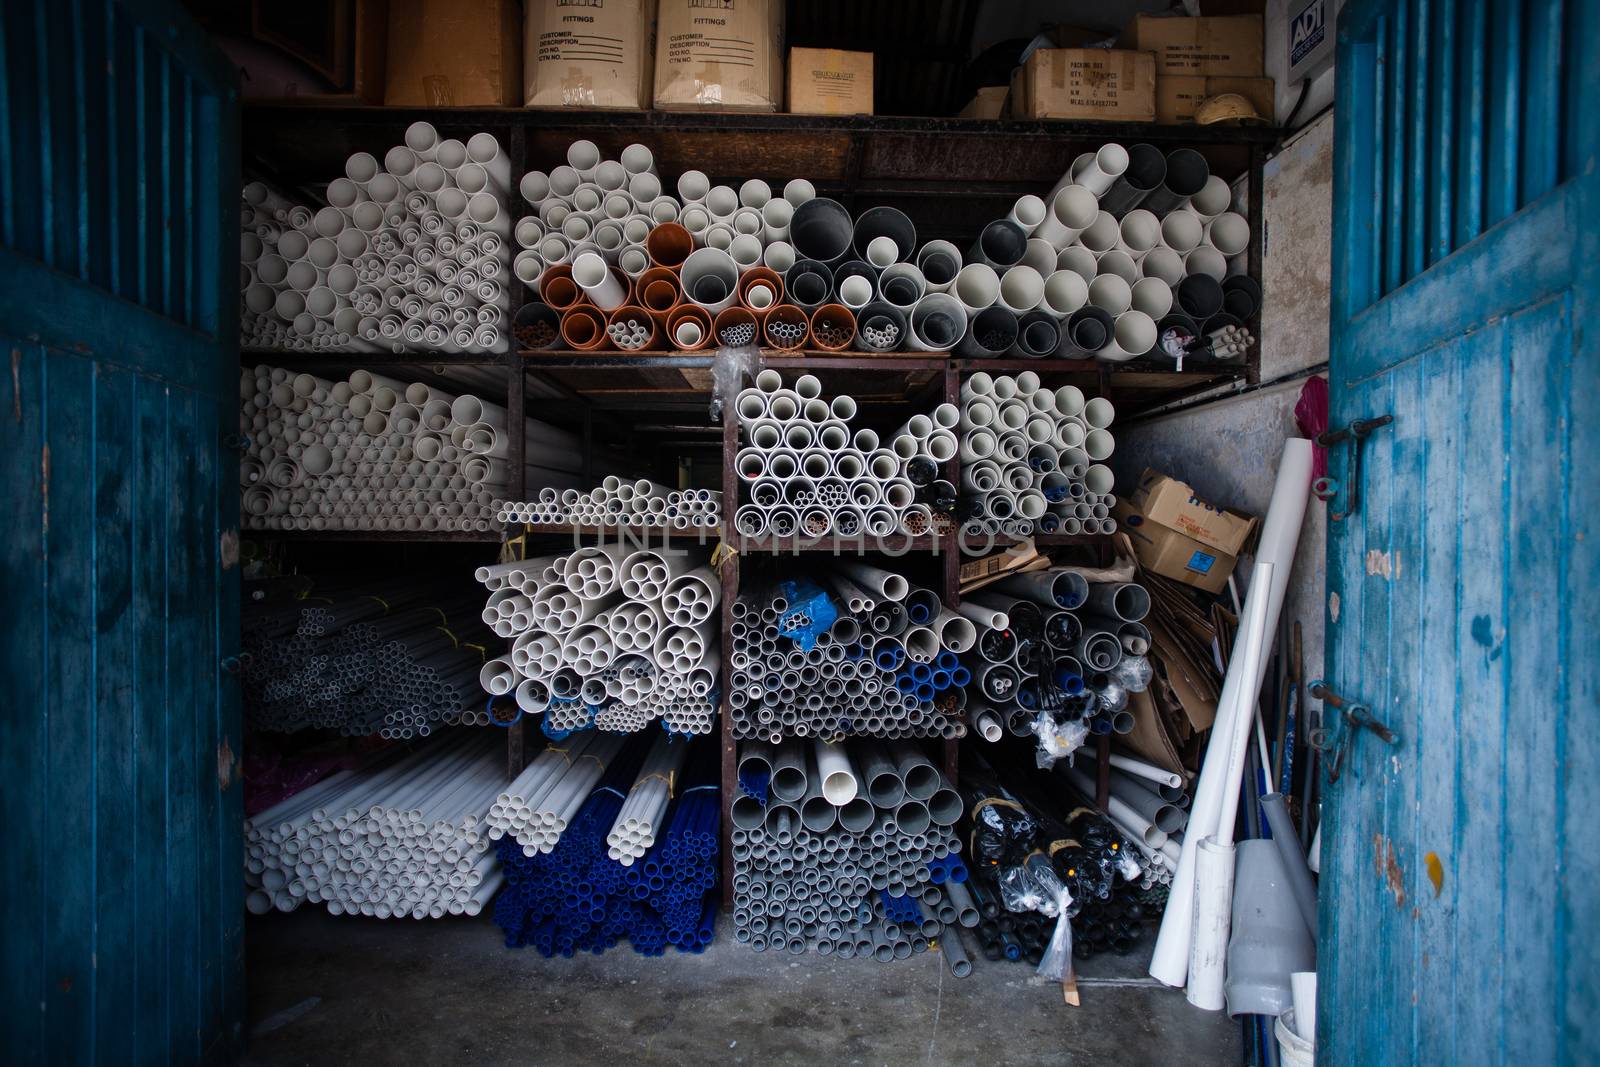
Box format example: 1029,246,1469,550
0,1,242,1062
1325,0,1597,1062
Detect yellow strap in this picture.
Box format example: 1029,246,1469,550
500,533,527,565
546,745,573,766
968,796,1026,856
1047,838,1082,857
637,769,676,798
710,541,737,570
461,642,489,662
427,606,449,625
435,625,459,647
364,594,392,612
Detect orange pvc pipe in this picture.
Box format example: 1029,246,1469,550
738,266,785,314
666,304,714,351
645,222,693,269
809,303,857,351
607,305,659,351
713,306,760,348
540,264,583,311
763,304,811,351
637,266,683,325
560,305,609,350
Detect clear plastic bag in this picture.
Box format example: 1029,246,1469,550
997,864,1046,914
1031,713,1089,768
1035,885,1078,983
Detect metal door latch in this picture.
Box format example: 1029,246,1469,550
221,652,253,674
1307,679,1397,783
1312,415,1393,522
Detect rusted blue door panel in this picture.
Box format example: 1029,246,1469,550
1327,1,1598,1063
0,1,241,1063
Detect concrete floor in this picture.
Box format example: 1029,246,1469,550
245,910,1242,1066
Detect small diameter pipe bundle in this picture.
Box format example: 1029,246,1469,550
474,545,721,736
958,372,1118,538
241,126,513,354
729,571,973,740
493,781,718,956
733,370,953,541
731,739,966,959
497,477,722,531
606,732,690,863
960,575,1153,760
242,577,495,737
243,730,505,918
485,732,629,855
242,364,618,532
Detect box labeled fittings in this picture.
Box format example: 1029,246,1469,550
525,0,655,109
385,0,521,106
1113,469,1258,594
788,48,873,115
654,0,785,111
1012,48,1156,122
1125,14,1264,77
1156,75,1275,123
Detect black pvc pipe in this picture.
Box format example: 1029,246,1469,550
1222,275,1262,319
1015,310,1060,358
1065,306,1114,354
1098,143,1166,218
1176,273,1224,319
1140,148,1210,217
957,306,1018,358
970,219,1028,269
785,259,835,310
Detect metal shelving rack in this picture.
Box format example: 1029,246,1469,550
240,106,1276,900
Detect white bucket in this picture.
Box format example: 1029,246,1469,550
1275,1008,1315,1067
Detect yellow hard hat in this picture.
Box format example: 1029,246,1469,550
1195,93,1266,125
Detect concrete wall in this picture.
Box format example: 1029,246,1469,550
1113,112,1335,684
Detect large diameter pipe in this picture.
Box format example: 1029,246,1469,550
681,247,740,314
1148,439,1311,988
789,197,854,263
1142,148,1211,216
1186,837,1236,1011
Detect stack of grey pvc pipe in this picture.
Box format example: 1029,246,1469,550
1069,753,1190,887
958,370,1118,537
242,586,492,737
241,124,514,353
731,740,965,958
474,547,720,735
732,369,942,540
241,364,606,532
485,731,629,856
244,731,505,917
495,478,723,530
728,563,975,741
949,142,1250,362
959,571,1154,742
605,732,690,863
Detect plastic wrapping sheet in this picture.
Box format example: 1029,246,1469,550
773,578,838,651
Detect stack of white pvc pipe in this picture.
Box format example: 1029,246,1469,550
958,371,1118,537
731,739,966,958
474,547,720,735
951,142,1250,362
485,731,629,855
241,124,514,353
732,369,945,540
241,364,608,532
496,478,723,530
515,140,683,291
243,731,505,918
605,732,691,863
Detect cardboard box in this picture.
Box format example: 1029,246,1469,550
1012,48,1155,122
1113,469,1258,594
957,86,1009,119
385,0,521,106
788,48,872,115
525,0,654,109
654,0,784,111
1126,14,1263,77
1156,74,1275,123
247,0,389,104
